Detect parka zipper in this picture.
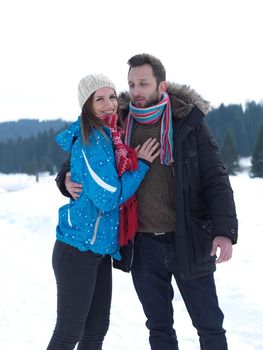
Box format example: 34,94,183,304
90,211,102,245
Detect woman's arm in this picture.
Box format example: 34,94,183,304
82,138,159,211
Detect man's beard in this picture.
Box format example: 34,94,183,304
131,90,161,108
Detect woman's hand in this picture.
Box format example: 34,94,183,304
135,138,160,163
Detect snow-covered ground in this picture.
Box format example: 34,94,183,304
0,170,263,350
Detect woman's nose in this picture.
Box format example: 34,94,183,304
131,86,141,98
103,98,116,112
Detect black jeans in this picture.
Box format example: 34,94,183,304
131,233,227,350
47,240,112,350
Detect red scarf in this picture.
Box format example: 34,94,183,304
98,115,138,246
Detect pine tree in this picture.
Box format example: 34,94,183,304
221,130,240,175
250,123,263,178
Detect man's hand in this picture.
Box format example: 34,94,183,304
65,172,83,200
210,236,233,264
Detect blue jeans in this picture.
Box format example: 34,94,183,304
131,233,227,350
47,240,112,350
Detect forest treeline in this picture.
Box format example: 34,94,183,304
206,101,263,157
0,127,69,175
0,119,67,142
0,101,263,177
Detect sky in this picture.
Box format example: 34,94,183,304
0,0,262,122
0,169,263,349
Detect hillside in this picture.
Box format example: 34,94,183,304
0,119,69,141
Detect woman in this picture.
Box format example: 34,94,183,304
47,73,159,350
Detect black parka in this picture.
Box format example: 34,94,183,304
115,83,238,279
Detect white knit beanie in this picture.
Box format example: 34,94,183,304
78,73,116,110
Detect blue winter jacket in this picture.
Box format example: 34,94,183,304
55,118,149,259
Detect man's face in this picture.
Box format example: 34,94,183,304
128,64,164,108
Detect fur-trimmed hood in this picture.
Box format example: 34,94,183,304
118,82,211,124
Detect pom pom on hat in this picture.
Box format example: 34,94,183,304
78,73,116,110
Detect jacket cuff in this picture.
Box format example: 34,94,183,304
138,158,151,167
211,216,238,244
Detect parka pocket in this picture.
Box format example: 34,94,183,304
190,217,214,264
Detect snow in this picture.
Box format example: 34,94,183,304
0,171,263,350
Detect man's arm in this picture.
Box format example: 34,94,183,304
197,121,238,244
55,158,83,199
196,121,238,263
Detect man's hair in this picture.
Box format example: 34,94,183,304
127,53,166,85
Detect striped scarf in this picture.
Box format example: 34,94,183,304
125,93,174,165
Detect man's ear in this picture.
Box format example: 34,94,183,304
159,81,167,95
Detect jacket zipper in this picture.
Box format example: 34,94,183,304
91,211,102,245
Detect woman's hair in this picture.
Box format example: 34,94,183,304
80,92,106,143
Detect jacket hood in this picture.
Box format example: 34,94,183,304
55,118,81,152
118,82,211,123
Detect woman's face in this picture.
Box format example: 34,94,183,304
92,87,118,116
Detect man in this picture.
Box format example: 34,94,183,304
56,54,238,350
